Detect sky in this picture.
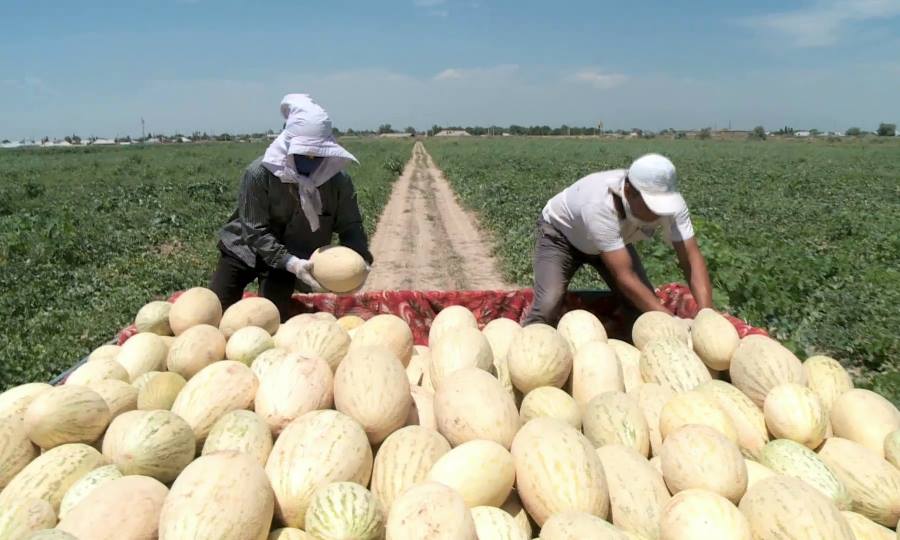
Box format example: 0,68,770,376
1,0,899,140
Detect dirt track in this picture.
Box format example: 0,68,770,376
363,142,509,291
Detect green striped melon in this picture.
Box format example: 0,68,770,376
738,475,854,539
520,386,581,429
471,506,529,540
250,348,293,380
803,355,853,414
582,391,650,456
202,410,273,466
0,417,38,490
539,511,629,539
87,379,138,419
659,389,738,444
385,481,476,540
698,380,768,459
429,305,478,347
0,383,52,423
349,314,414,366
371,426,450,513
136,371,186,410
57,475,168,540
818,437,900,528
58,464,122,520
168,286,223,335
596,444,670,539
65,358,128,387
634,383,676,457
166,324,226,379
632,311,689,351
570,340,624,409
117,332,168,382
101,410,195,483
219,296,280,338
427,439,515,507
639,337,710,393
429,327,494,389
690,308,740,371
763,383,828,449
831,389,900,458
759,439,850,509
660,425,747,503
507,324,573,394
434,367,520,449
281,319,351,372
170,360,258,444
841,511,895,540
0,499,56,540
557,309,607,352
256,354,334,436
304,482,385,540
608,339,643,393
728,335,804,407
660,489,751,540
225,326,274,365
134,300,172,335
24,385,111,450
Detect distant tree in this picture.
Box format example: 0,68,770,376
1,139,9,144
332,126,343,137
698,128,712,140
877,123,896,136
774,126,795,136
845,127,862,136
346,128,356,136
378,124,394,134
404,126,416,135
809,129,821,137
749,126,767,140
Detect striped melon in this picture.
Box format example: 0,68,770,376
25,529,79,539
608,339,643,393
634,383,676,457
557,309,607,352
385,481,476,540
841,511,895,540
429,327,494,389
570,340,624,409
166,323,226,379
511,418,609,526
0,383,52,423
334,346,411,444
471,506,529,540
406,385,437,430
803,355,853,414
265,410,373,529
250,348,293,380
831,389,900,458
728,335,804,407
24,385,111,449
429,305,478,347
134,300,172,335
281,319,351,372
632,311,688,351
349,314,414,366
507,324,572,394
759,439,850,509
202,410,273,466
168,286,223,335
698,380,768,459
170,360,258,444
738,475,854,539
136,371,186,410
582,391,650,456
371,425,450,513
763,383,828,449
434,367,520,449
885,430,900,469
818,437,900,528
219,296,280,338
57,475,168,540
268,529,316,540
500,491,532,539
226,326,275,365
131,371,163,393
304,482,385,540
744,459,776,490
0,499,56,540
87,379,138,419
639,337,710,393
483,318,522,398
65,358,128,387
256,354,333,436
0,417,38,490
58,464,122,520
659,389,738,444
159,451,274,540
690,308,740,371
596,444,670,539
88,344,121,363
117,332,168,381
660,425,747,503
101,410,195,483
0,443,107,512
520,386,581,429
539,511,628,539
659,489,751,540
427,439,515,507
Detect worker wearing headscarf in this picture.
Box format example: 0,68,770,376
210,94,373,320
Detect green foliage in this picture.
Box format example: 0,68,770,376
426,137,900,402
0,138,412,389
749,126,767,140
878,123,896,137
845,127,862,136
698,128,712,140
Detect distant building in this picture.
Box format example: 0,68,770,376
89,138,117,145
378,132,413,138
434,129,471,137
794,131,811,137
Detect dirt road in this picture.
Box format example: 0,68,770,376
363,142,509,291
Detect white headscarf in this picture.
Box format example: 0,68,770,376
261,94,358,231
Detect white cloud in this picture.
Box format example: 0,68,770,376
571,69,629,90
744,0,900,47
433,64,519,81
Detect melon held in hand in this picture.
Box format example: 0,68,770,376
310,245,369,293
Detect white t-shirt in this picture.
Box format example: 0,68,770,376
541,169,695,254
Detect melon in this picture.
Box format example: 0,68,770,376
539,511,628,539
608,339,643,392
582,391,650,456
25,529,80,539
698,380,768,459
116,332,168,381
639,337,710,393
334,346,411,444
170,360,258,443
65,357,128,387
482,317,522,363
0,443,107,512
24,385,111,449
57,475,168,540
274,314,317,346
168,286,223,335
305,482,385,540
265,410,373,529
520,386,581,429
507,323,572,393
250,347,294,380
429,327,494,389
371,425,450,513
0,383,52,423
405,347,429,386
136,371,186,410
268,529,316,540
831,389,900,458
501,491,532,539
310,245,369,293
101,410,195,483
427,439,516,507
433,367,520,448
202,410,273,466
634,383,676,457
471,506,529,540
744,459,776,489
337,314,365,333
841,511,895,540
817,437,900,528
278,319,351,372
159,451,274,540
738,475,854,539
885,430,900,469
429,305,479,347
690,308,740,371
570,340,624,409
87,379,138,419
728,335,804,407
166,323,226,379
0,417,38,490
659,489,751,540
406,385,437,430
659,389,738,444
134,300,173,335
131,370,163,393
0,499,56,540
511,418,609,526
557,309,607,352
255,354,333,435
88,344,121,363
596,444,670,539
219,296,280,337
803,355,853,414
632,311,688,351
386,481,477,539
349,314,414,366
660,425,747,503
763,383,828,449
58,464,122,520
759,439,850,509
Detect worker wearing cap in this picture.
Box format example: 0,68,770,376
523,153,713,329
210,94,373,320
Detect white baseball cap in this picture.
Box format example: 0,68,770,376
626,153,686,216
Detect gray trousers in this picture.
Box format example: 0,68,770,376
523,218,654,328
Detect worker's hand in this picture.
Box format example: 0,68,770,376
286,256,326,293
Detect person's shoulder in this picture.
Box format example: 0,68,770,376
243,157,273,181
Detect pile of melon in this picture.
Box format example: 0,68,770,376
2,288,899,540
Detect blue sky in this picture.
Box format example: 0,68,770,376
2,0,899,139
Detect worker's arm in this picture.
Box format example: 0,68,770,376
673,237,714,310
599,247,672,315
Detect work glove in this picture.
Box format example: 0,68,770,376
286,256,326,293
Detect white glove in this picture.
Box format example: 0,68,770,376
286,256,325,293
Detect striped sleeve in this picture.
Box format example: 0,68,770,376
237,166,291,269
